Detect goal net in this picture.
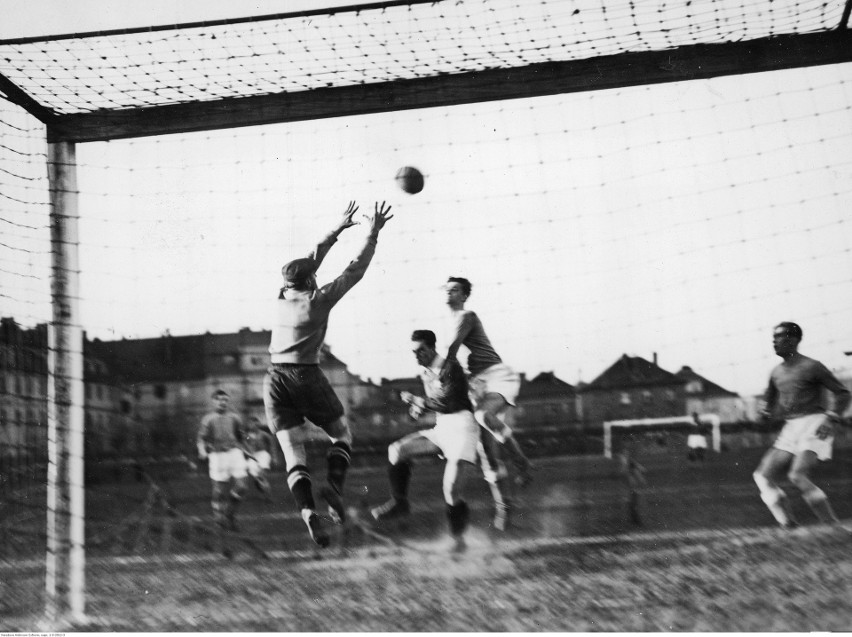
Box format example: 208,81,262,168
1,0,852,626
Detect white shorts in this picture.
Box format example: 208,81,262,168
247,450,271,476
388,411,479,464
470,363,521,406
687,434,707,449
420,411,481,464
773,413,834,461
208,448,248,482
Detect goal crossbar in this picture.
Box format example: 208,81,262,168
603,415,722,459
32,30,852,143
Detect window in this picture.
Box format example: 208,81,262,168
620,392,631,405
642,390,653,404
686,380,703,394
154,384,167,399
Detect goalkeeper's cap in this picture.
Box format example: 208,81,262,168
281,257,317,285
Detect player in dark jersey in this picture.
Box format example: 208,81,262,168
263,201,393,547
197,389,249,530
371,330,480,552
753,322,851,530
443,276,533,530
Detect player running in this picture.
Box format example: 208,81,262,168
263,200,393,547
371,330,479,552
197,389,250,531
753,322,851,530
442,276,533,529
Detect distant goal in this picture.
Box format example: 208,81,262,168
603,415,721,459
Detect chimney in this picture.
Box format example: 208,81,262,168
653,352,658,366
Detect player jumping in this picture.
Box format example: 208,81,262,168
263,200,393,547
371,329,480,552
442,276,533,530
753,322,851,530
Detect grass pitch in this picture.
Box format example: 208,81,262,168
3,443,852,631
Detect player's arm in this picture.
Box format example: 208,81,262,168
308,201,360,268
816,362,852,423
320,201,393,303
444,311,475,363
399,391,425,420
233,414,246,444
196,418,210,460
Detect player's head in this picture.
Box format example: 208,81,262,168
212,389,230,412
411,329,438,366
281,257,318,292
772,322,802,357
445,277,472,308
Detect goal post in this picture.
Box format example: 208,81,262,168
603,415,721,459
45,140,86,623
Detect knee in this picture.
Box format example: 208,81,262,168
388,441,404,465
326,418,352,446
443,476,463,506
786,468,810,490
475,409,508,440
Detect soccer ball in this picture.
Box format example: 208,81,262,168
395,166,424,194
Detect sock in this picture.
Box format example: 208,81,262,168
326,441,352,495
389,461,412,502
489,477,512,510
287,465,315,510
802,487,839,524
446,501,470,536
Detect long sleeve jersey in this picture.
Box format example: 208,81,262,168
763,353,851,420
269,230,378,364
419,354,473,414
445,309,502,376
197,410,244,453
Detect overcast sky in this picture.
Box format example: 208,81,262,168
2,1,851,397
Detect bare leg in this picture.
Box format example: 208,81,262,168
475,392,532,486
753,447,796,528
788,450,840,525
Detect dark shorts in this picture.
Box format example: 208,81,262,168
263,363,345,433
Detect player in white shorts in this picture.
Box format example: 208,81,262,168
753,322,851,530
371,330,479,551
197,389,249,530
686,412,708,462
443,276,533,530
